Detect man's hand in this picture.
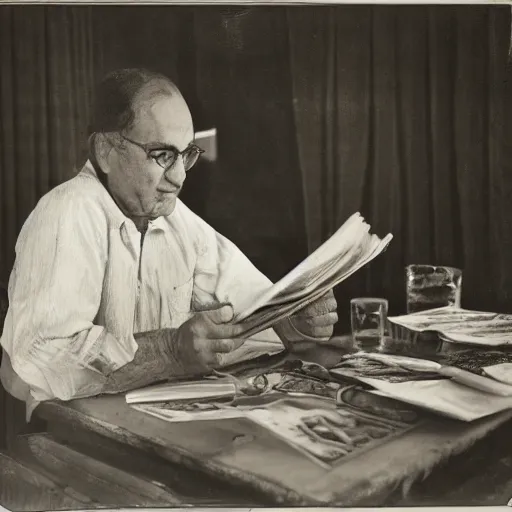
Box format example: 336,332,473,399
290,290,338,341
102,304,244,394
175,304,246,375
274,290,338,350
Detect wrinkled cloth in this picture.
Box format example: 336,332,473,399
0,161,282,418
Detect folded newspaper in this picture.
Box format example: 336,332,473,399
388,306,512,346
331,352,512,421
234,213,393,338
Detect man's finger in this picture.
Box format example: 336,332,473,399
210,339,236,353
308,325,334,340
299,311,339,328
204,351,221,367
299,296,338,317
192,319,246,340
206,304,235,324
292,322,334,339
211,322,246,339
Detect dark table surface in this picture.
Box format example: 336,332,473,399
29,338,512,508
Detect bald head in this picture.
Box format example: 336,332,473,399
89,68,183,136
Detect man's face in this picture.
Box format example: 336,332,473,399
105,83,195,219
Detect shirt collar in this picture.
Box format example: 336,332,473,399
79,160,168,233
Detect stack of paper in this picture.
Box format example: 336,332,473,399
234,213,393,338
388,307,512,346
125,379,237,404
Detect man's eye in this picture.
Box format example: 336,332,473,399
150,150,176,167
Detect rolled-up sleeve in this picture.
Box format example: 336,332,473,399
1,190,126,402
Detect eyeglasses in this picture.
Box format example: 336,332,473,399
119,133,205,172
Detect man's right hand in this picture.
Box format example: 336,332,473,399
174,304,246,375
102,305,245,394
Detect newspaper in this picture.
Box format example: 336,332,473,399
132,392,404,469
133,396,351,468
331,352,512,420
363,378,512,422
388,306,512,346
234,212,393,338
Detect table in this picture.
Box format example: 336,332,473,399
25,341,512,508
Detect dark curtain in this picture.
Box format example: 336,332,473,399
287,5,512,320
0,6,100,286
192,7,308,281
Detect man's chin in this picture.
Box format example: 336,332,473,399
157,197,178,217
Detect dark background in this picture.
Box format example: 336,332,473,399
1,4,512,446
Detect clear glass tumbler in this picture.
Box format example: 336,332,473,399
350,297,389,352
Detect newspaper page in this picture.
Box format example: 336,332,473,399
234,212,392,338
388,306,512,346
331,352,512,419
363,378,512,422
133,390,410,469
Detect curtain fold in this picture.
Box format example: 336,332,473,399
288,5,512,316
0,6,99,285
192,7,308,281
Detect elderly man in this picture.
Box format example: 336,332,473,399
0,69,338,417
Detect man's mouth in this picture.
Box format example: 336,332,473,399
157,188,179,195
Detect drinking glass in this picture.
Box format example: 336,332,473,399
406,265,462,314
350,298,389,351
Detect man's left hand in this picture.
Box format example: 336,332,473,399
289,289,338,341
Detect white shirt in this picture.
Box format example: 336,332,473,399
0,161,282,418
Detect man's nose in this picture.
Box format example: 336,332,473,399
164,157,186,186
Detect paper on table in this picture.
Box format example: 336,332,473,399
333,352,512,396
483,363,512,386
244,403,353,469
125,379,237,404
362,377,512,422
388,307,512,346
132,396,365,469
131,403,245,422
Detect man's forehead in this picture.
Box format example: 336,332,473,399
130,87,194,143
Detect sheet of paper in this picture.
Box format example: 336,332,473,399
132,403,245,422
388,307,512,346
125,379,237,404
234,213,392,336
235,213,367,317
244,404,351,469
361,377,512,422
235,236,392,340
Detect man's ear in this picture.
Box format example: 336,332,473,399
94,133,115,174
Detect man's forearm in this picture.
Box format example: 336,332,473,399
102,328,201,394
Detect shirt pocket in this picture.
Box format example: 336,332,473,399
168,275,194,316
